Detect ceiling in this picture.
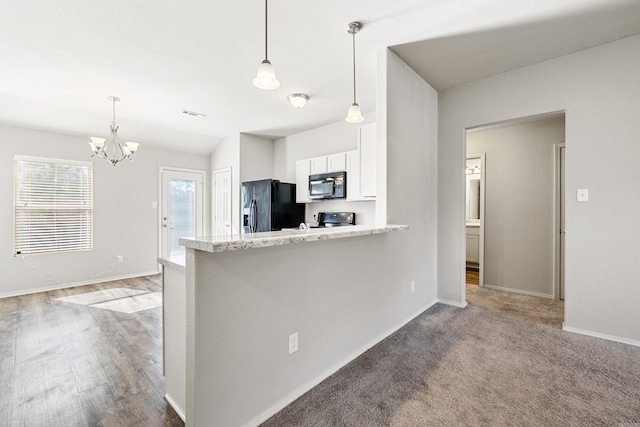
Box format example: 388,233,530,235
2,0,639,156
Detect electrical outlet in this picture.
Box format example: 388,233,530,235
288,332,299,354
410,280,415,293
116,255,123,263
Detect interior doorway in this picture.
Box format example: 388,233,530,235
465,153,485,286
159,167,205,258
464,113,565,302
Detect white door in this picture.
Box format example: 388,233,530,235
160,168,205,258
213,167,232,237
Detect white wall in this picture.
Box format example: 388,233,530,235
438,34,640,343
273,112,377,224
210,135,240,234
0,124,210,297
186,49,440,426
239,133,275,183
467,116,565,297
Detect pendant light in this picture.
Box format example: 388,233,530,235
253,0,280,90
88,96,139,167
345,21,364,124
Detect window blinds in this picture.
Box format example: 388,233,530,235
14,156,93,255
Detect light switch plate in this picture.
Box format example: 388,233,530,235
577,189,589,202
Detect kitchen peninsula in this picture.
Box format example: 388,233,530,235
179,224,408,426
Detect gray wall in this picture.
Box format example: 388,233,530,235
438,34,640,343
186,49,440,426
467,117,565,297
1,123,210,296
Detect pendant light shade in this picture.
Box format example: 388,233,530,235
345,21,364,124
254,0,280,90
345,103,364,123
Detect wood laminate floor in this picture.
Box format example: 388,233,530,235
0,275,184,427
466,269,480,285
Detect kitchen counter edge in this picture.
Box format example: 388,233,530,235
179,224,409,254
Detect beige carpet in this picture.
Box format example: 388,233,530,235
262,285,640,426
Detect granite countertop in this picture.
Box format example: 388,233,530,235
158,254,186,273
179,224,408,254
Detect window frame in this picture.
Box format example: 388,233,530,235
13,155,94,256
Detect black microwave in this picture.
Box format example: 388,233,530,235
309,171,346,200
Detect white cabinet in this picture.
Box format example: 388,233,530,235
466,226,480,264
346,150,361,201
358,123,377,198
310,156,327,175
327,153,347,172
296,159,311,203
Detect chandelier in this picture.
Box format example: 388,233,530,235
88,96,139,166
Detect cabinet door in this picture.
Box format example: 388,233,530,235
310,156,327,175
327,153,347,172
359,123,376,198
466,234,480,263
296,160,311,203
346,150,361,201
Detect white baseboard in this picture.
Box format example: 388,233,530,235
562,323,640,348
0,270,160,299
246,299,439,427
483,283,554,299
165,393,186,422
437,298,468,308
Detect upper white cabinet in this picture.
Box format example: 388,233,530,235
310,156,327,175
296,122,377,203
346,150,360,201
358,123,377,198
327,153,347,172
296,159,311,203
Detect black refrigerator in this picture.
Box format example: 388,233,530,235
242,179,305,233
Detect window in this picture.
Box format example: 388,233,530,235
14,156,93,255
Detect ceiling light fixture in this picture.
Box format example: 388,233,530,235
253,0,280,90
88,96,139,167
345,21,364,124
288,93,309,109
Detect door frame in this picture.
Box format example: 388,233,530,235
158,166,207,259
466,152,486,286
553,143,566,299
213,167,232,237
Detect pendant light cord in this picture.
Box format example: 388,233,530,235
264,0,269,60
352,31,357,104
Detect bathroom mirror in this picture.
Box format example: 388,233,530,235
465,157,483,224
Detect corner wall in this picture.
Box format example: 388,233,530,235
438,34,640,343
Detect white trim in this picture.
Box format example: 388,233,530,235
483,283,554,299
437,298,468,308
562,324,640,348
245,299,439,427
553,142,566,300
0,271,159,299
466,152,486,287
165,393,186,422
